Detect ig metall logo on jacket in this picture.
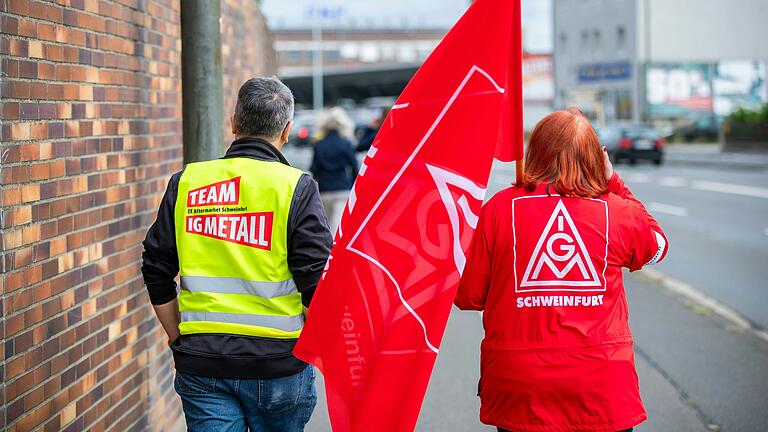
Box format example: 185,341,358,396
512,196,608,308
184,177,273,250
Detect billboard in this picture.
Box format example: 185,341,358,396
523,53,554,102
713,61,767,116
646,63,712,118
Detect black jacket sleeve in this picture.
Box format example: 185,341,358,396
287,174,333,307
346,140,359,179
141,172,182,305
356,126,377,152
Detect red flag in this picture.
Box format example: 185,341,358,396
294,1,523,430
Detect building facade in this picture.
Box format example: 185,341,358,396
554,0,768,126
271,25,554,130
273,27,445,77
0,1,275,431
270,27,445,106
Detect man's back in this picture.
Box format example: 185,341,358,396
142,76,332,432
143,138,332,379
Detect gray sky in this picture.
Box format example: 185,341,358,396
261,0,553,53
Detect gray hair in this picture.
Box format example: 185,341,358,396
235,76,294,139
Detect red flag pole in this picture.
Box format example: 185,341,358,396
511,0,524,184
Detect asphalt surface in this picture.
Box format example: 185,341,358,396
284,147,768,432
619,164,768,330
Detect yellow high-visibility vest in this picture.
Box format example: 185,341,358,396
174,157,304,339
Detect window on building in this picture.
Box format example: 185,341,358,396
559,33,568,52
280,50,308,66
397,44,418,62
616,90,632,120
325,50,342,63
593,29,601,52
581,30,589,48
617,25,627,49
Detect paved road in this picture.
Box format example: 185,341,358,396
284,147,768,431
619,164,768,330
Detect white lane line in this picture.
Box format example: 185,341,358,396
691,180,768,200
623,173,653,183
648,202,688,217
657,176,688,187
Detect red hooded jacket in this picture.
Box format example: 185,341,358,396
455,172,668,432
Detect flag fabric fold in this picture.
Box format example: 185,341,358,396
294,0,523,430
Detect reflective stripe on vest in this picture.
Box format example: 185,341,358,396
181,275,298,298
174,157,305,339
180,312,304,332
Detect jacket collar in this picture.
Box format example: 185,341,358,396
223,137,291,166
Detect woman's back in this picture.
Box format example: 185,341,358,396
473,180,663,342
311,131,358,192
457,177,665,431
455,108,667,432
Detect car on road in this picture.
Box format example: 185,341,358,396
287,111,316,148
674,114,722,142
597,124,665,165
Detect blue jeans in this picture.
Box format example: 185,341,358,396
175,366,317,432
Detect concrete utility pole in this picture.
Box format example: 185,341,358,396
308,5,344,112
181,0,224,163
312,19,324,112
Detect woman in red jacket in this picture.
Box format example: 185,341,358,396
455,108,668,432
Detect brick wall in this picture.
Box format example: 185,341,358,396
0,1,276,431
221,0,277,144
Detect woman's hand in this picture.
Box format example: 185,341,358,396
602,146,614,181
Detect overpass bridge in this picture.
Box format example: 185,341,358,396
279,64,419,107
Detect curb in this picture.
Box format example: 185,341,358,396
640,268,768,344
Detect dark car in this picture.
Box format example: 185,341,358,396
598,124,665,165
675,115,722,142
287,111,316,148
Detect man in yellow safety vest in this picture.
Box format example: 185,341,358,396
142,77,332,431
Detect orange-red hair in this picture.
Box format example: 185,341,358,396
519,107,607,197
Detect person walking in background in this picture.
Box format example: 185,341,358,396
310,107,359,233
455,108,668,432
141,77,332,432
356,106,391,153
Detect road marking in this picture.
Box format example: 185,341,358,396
641,268,768,344
648,202,688,217
691,180,768,200
623,173,653,183
657,176,688,187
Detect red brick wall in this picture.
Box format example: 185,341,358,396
0,1,276,431
221,0,277,145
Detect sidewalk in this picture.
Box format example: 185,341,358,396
627,271,768,431
665,143,768,170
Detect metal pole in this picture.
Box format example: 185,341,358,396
312,19,324,112
181,0,224,163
